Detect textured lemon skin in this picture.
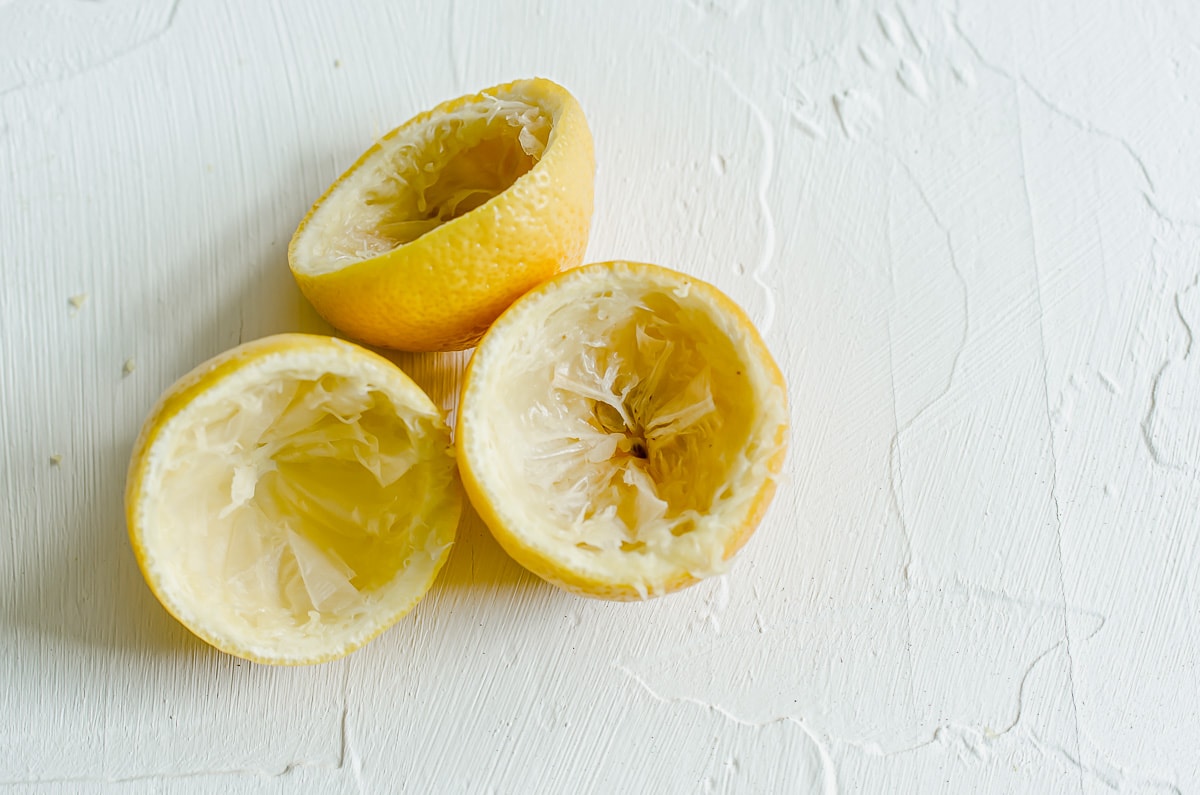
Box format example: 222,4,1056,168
126,334,459,665
456,262,789,601
289,78,595,353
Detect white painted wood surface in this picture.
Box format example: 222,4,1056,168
3,1,1198,792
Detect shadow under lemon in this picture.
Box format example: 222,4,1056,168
374,346,548,598
10,429,203,660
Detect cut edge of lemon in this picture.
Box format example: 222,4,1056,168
126,334,462,664
457,262,789,601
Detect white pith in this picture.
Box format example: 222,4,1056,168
462,265,787,598
135,344,460,661
293,87,555,277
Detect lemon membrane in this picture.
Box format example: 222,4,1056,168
127,335,460,664
297,94,551,275
458,262,788,600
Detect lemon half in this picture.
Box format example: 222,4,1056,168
126,334,461,664
457,262,788,600
289,78,595,352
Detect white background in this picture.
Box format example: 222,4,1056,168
3,0,1199,792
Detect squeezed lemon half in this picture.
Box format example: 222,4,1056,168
289,77,595,352
126,334,461,664
457,262,788,600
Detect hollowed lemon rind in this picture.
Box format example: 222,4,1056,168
126,334,461,664
289,78,595,352
457,262,788,601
